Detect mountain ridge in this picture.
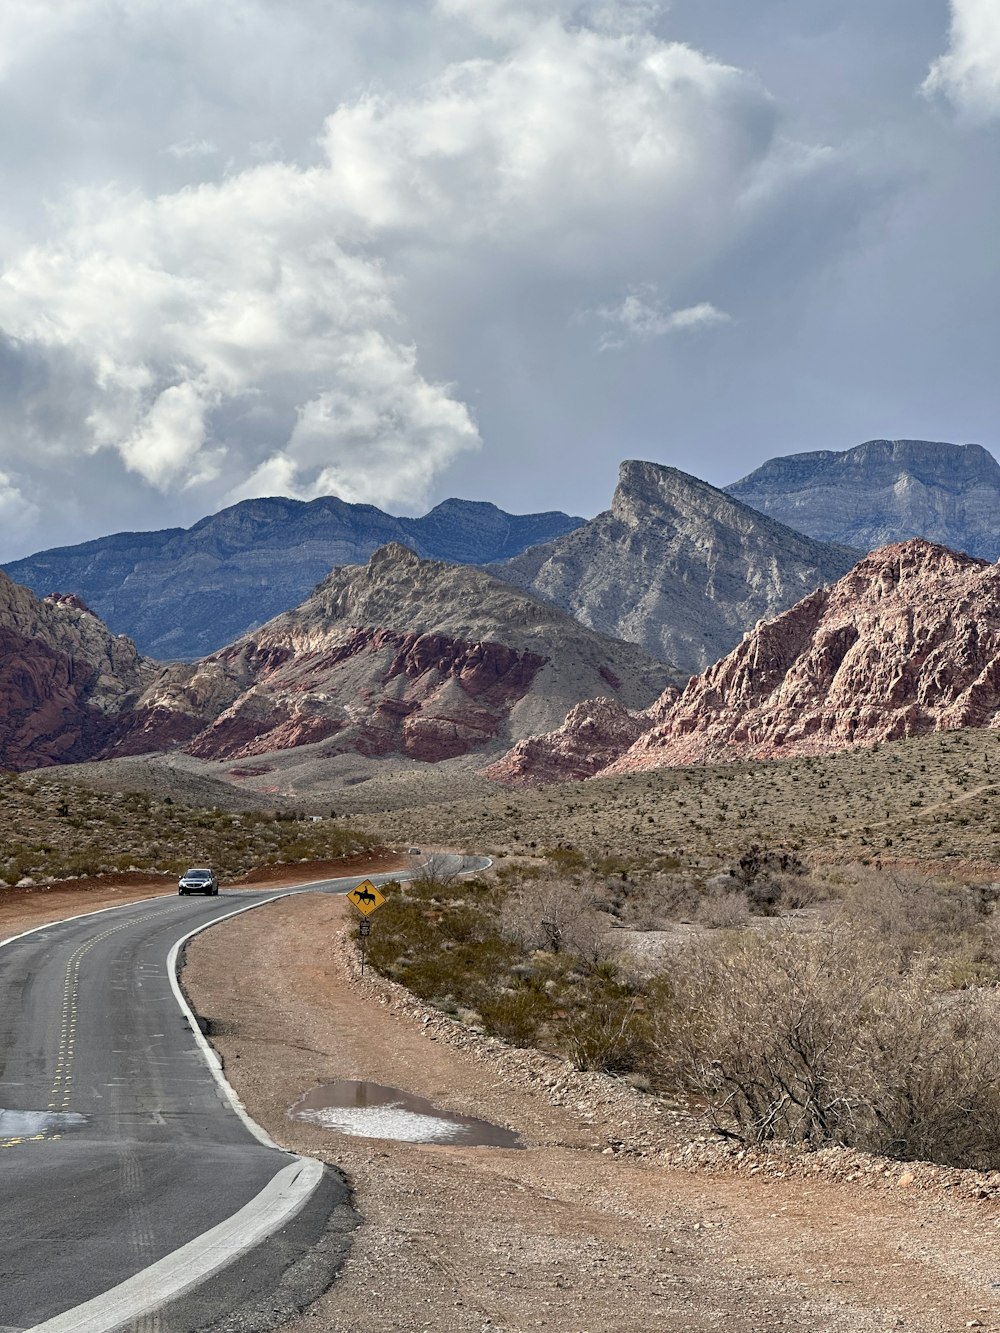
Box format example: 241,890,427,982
727,439,1000,559
490,460,859,675
488,539,1000,784
3,494,584,661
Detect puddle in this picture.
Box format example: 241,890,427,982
288,1081,523,1148
0,1107,87,1139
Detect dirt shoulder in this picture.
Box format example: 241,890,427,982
182,892,1000,1333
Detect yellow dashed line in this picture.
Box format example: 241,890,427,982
2,908,172,1152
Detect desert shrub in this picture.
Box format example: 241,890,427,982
698,888,750,930
654,930,1000,1169
837,866,990,967
477,984,553,1046
563,973,652,1075
497,878,615,966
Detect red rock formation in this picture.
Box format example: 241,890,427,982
125,544,674,766
489,540,1000,784
612,540,1000,771
0,574,156,769
484,696,660,786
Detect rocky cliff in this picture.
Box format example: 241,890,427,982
490,540,1000,783
4,495,583,661
121,544,678,764
0,575,156,768
727,439,1000,559
490,460,858,675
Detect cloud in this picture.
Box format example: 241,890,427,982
593,288,731,350
0,0,881,556
0,160,480,510
924,0,1000,119
166,139,218,160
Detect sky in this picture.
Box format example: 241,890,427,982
0,0,998,558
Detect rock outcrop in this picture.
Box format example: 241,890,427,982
491,540,1000,783
123,545,678,764
484,695,664,786
727,439,1000,559
490,461,858,675
0,575,156,768
4,495,583,660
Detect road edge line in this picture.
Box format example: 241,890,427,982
165,893,296,1150
28,1156,325,1333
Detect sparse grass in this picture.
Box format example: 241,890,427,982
0,771,379,886
346,727,1000,872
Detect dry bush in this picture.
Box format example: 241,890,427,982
497,878,616,967
698,889,750,930
837,866,989,964
653,930,1000,1169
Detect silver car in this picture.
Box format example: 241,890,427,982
178,867,219,896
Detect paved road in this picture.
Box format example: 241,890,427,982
0,859,486,1332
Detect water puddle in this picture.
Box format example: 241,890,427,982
288,1080,523,1148
0,1107,87,1140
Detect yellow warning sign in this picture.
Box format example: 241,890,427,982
346,880,386,917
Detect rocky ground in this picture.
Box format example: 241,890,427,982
176,890,1000,1333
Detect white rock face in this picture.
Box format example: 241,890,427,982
490,461,858,675
727,439,1000,559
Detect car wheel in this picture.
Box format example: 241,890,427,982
178,890,186,896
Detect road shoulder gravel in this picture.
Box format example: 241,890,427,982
181,892,1000,1333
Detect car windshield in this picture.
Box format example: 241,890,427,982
185,869,211,878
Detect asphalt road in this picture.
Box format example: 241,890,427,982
0,859,486,1332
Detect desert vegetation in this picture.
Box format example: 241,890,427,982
0,771,378,885
367,846,1000,1171
346,726,1000,868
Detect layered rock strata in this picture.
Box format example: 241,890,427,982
124,544,678,764
0,575,156,768
491,460,858,674
728,439,1000,559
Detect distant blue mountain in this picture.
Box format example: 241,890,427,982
4,495,584,660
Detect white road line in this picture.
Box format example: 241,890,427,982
11,859,489,1330
165,893,294,1150
28,1157,324,1333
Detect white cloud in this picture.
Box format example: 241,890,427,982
0,161,480,507
594,288,731,350
0,470,39,547
322,23,785,265
166,138,218,160
0,0,871,554
924,0,1000,119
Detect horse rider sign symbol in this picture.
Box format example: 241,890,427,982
347,880,386,917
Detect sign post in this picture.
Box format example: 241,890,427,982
346,880,386,977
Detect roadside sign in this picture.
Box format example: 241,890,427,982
358,919,372,936
347,880,386,917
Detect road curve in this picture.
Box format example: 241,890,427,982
0,857,488,1332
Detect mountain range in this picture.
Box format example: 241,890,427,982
728,439,1000,559
488,539,1000,784
3,437,1000,781
3,495,584,660
0,546,674,770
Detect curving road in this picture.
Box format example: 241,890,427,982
0,858,487,1332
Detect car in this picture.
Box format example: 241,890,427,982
178,867,219,896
